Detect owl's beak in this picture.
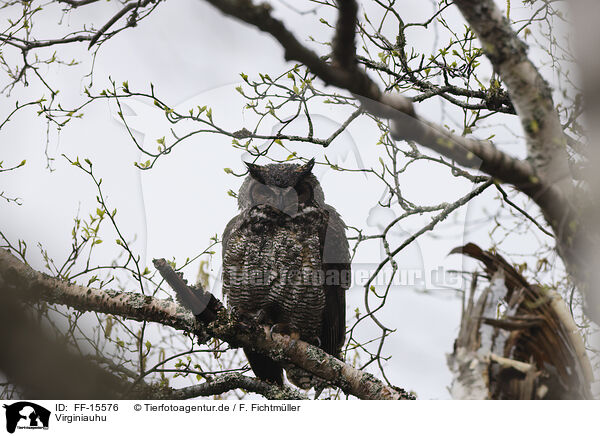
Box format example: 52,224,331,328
277,188,297,215
277,194,286,211
277,193,291,213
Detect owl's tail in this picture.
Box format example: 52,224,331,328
244,348,283,385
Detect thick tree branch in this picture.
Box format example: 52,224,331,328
204,0,410,116
452,0,600,322
153,258,414,400
202,1,572,233
0,282,126,399
202,0,597,320
0,265,302,400
0,249,414,400
168,373,308,400
331,0,358,70
0,248,199,332
453,0,571,190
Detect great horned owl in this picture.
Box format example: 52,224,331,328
222,158,350,387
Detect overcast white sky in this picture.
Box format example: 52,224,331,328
0,1,568,399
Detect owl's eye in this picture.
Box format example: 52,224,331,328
295,181,313,205
250,184,275,205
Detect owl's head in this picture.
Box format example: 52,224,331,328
237,158,325,214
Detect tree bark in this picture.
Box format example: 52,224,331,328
0,249,414,400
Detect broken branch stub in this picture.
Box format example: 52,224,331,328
448,243,593,400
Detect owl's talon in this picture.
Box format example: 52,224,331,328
269,323,287,340
253,308,268,324
231,307,260,330
286,338,298,352
269,323,301,340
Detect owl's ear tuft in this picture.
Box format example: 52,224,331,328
244,162,266,183
297,158,315,178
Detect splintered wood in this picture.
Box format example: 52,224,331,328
447,243,593,400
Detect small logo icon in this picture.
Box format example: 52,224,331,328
3,402,50,433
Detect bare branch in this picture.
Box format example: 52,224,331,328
56,0,102,6
332,0,358,70
0,249,198,334
202,0,572,238
0,249,415,400
168,373,308,400
88,0,156,48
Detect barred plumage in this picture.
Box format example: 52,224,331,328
222,159,350,387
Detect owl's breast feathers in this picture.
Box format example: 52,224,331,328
222,205,332,341
222,161,349,386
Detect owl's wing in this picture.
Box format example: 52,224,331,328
222,212,285,385
319,205,351,358
222,213,243,254
221,213,245,301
